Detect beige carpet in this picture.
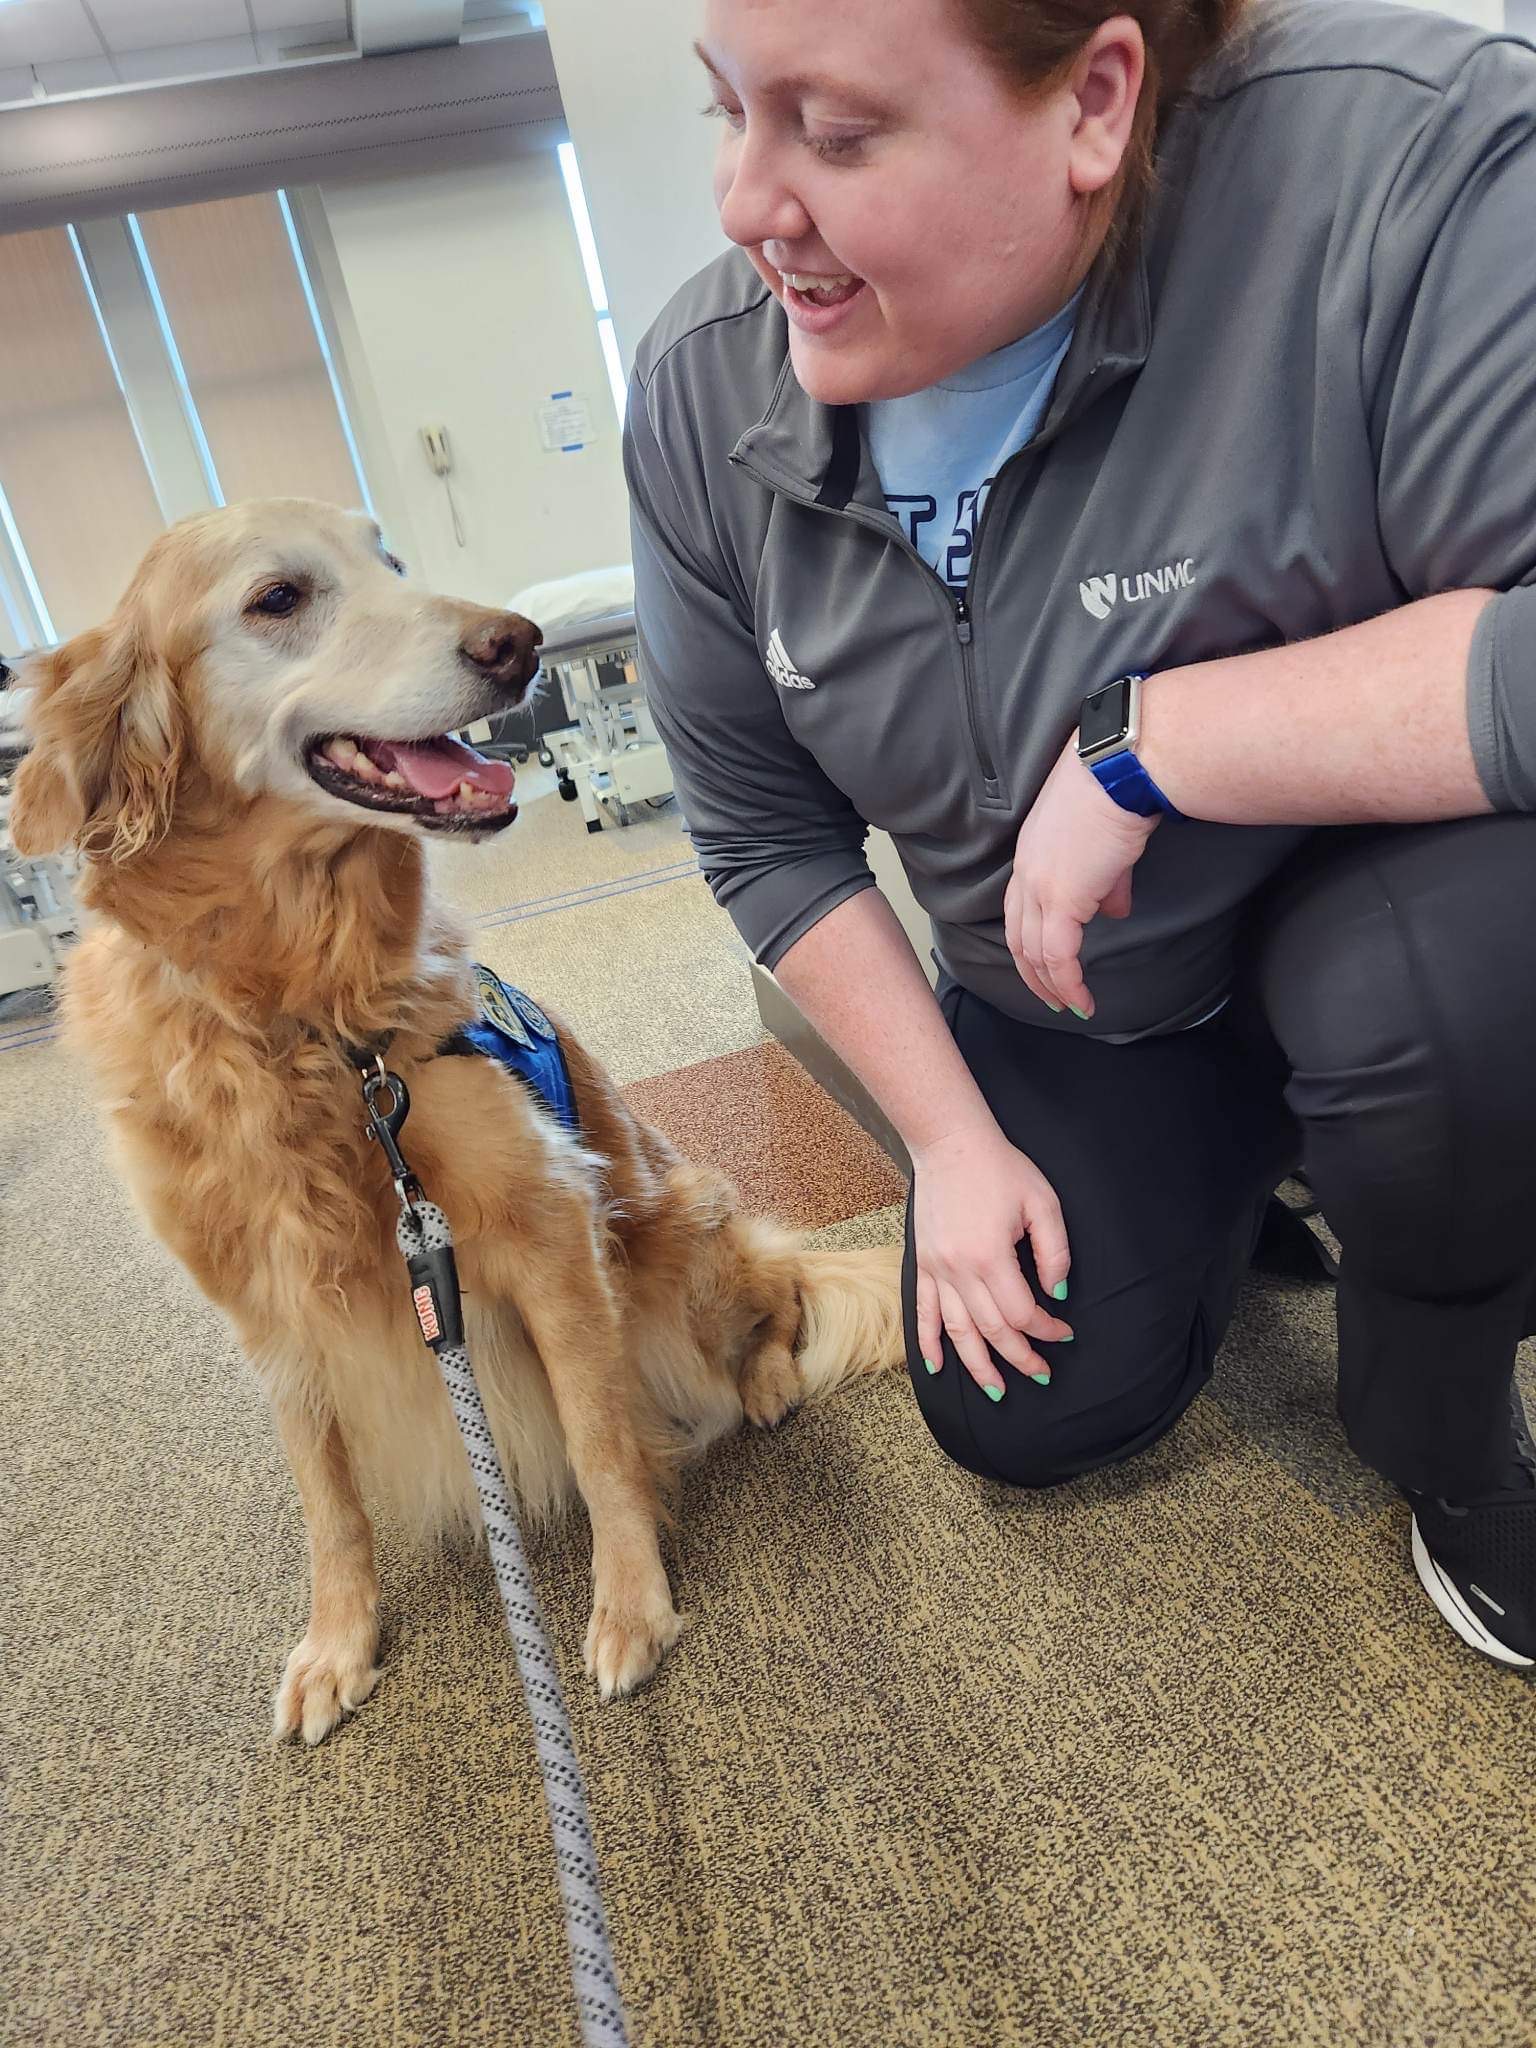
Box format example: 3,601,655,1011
4,790,1534,2048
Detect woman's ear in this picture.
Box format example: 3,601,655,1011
9,619,185,864
1067,18,1145,200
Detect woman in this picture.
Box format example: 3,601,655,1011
623,0,1536,1669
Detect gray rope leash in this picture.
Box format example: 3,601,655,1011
351,1051,630,2048
398,1200,630,2048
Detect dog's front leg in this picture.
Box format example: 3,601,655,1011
493,1234,684,1700
268,1391,381,1744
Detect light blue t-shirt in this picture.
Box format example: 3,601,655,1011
866,291,1081,591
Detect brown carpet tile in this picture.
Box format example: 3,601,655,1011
621,1040,906,1229
5,791,1535,2048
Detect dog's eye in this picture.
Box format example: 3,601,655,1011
249,583,303,618
384,553,406,577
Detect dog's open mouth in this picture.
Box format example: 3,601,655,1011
305,733,518,833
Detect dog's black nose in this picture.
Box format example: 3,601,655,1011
459,610,542,701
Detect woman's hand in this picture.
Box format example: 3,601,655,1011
1004,738,1159,1019
912,1120,1073,1397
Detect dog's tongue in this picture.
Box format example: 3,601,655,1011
368,736,514,800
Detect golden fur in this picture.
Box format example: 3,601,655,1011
12,501,902,1742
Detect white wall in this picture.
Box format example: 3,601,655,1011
1390,0,1505,22
312,144,632,606
542,0,725,368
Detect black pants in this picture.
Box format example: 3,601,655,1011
901,815,1536,1500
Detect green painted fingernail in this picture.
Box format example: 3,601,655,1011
985,1385,1004,1403
1030,1372,1051,1386
1045,1001,1063,1014
1070,1006,1089,1020
923,1357,938,1375
1059,1332,1074,1343
1052,1281,1069,1301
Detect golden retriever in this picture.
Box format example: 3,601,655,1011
11,499,902,1742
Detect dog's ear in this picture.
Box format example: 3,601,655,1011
10,619,185,863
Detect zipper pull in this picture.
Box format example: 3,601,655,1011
954,596,973,645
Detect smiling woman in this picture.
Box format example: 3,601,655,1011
693,0,1140,401
625,0,1536,1668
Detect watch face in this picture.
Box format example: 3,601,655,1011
1080,680,1133,756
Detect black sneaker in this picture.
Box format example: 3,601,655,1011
1410,1492,1536,1669
1252,1191,1339,1284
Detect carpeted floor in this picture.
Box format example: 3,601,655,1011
4,788,1533,2048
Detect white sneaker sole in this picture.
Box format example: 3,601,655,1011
1411,1516,1533,1669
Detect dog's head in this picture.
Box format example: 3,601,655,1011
10,498,542,865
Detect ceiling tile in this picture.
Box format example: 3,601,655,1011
0,63,37,102
248,0,342,26
35,51,119,89
110,34,262,81
83,0,250,54
0,1,102,67
254,20,351,59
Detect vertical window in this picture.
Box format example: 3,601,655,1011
0,476,54,646
131,193,370,511
0,229,165,640
557,141,627,424
0,529,36,651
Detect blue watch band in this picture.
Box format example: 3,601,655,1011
1087,748,1184,820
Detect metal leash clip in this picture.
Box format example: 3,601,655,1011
354,1058,466,1354
358,1058,419,1217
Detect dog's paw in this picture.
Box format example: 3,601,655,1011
583,1595,687,1701
738,1342,802,1430
272,1632,380,1746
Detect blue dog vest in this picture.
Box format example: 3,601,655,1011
439,965,579,1136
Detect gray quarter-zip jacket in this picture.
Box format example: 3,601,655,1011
623,0,1536,1040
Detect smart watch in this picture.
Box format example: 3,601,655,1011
1075,673,1183,819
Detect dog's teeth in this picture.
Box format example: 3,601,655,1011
383,771,407,790
458,781,475,804
353,754,380,782
327,737,359,766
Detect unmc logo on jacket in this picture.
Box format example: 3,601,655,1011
1079,559,1198,620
